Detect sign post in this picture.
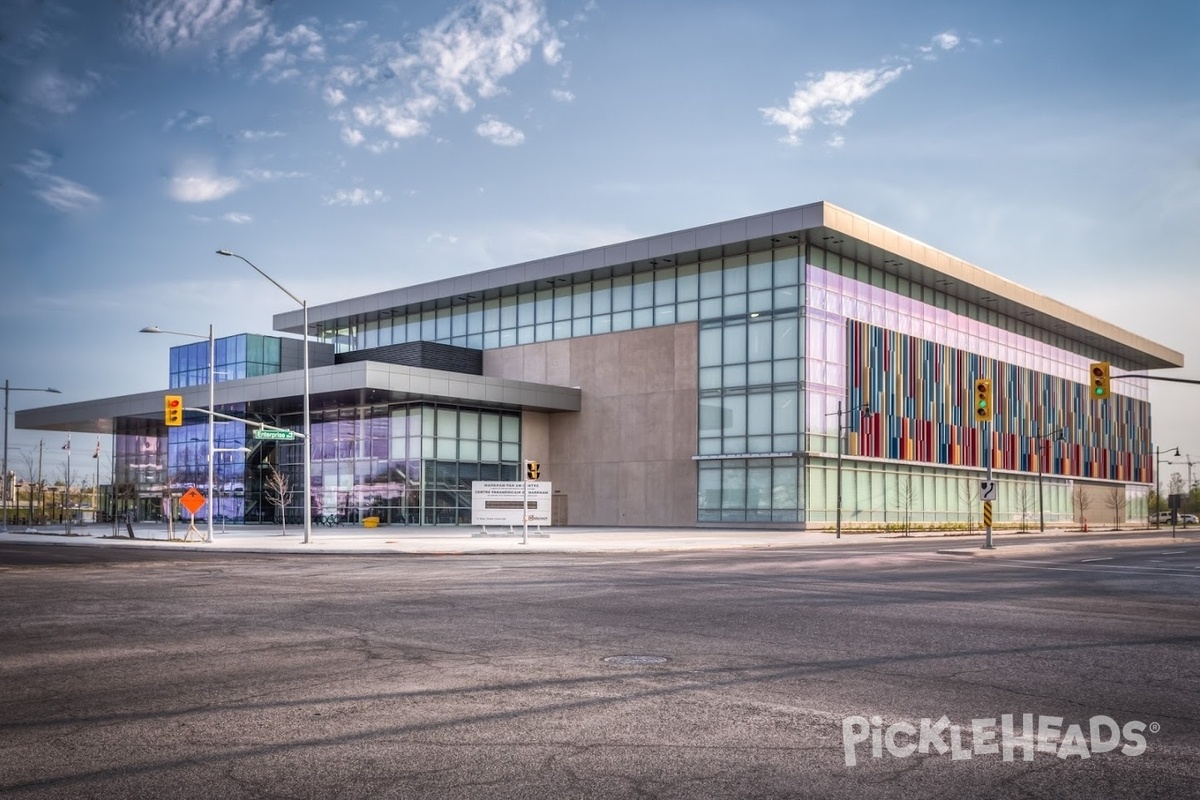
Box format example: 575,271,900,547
253,429,296,441
179,487,206,542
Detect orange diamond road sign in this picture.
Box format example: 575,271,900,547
180,487,207,515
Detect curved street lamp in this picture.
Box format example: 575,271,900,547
216,249,313,544
140,324,216,543
2,381,62,532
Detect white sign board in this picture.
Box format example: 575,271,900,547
471,481,552,526
980,480,997,502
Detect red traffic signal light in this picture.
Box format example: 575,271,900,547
165,394,183,427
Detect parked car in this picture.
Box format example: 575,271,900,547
1150,511,1197,524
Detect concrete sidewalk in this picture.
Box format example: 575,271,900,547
1,521,1195,556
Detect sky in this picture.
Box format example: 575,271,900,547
1,0,1199,489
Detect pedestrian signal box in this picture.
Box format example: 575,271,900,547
525,460,540,480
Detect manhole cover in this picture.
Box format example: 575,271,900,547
603,655,668,665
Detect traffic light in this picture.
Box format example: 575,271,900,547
525,460,540,481
1089,362,1111,399
973,378,993,423
165,394,183,426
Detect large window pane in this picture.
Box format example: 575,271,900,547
747,393,772,435
747,467,772,509
721,468,746,509
723,324,746,365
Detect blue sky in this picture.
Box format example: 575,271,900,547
2,0,1199,488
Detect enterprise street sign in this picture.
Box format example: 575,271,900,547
253,429,296,441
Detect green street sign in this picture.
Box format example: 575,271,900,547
253,429,296,441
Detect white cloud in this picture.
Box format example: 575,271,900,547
239,129,286,140
927,31,961,52
25,69,101,115
324,188,389,206
127,1,571,151
762,30,979,146
324,0,565,147
364,140,398,155
268,22,324,56
167,164,242,202
352,102,428,140
127,0,266,55
258,22,325,81
323,86,347,107
550,88,574,102
243,168,305,181
762,66,909,145
427,232,460,244
918,31,964,60
222,211,253,224
475,117,525,146
331,21,366,44
36,176,103,212
164,109,213,131
13,150,101,213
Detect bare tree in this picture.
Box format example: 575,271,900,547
1014,485,1036,532
1169,472,1185,499
958,479,980,533
13,449,42,526
1072,485,1092,528
891,474,917,537
56,466,82,526
264,465,294,535
1104,486,1127,531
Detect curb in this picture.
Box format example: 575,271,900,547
935,535,1196,558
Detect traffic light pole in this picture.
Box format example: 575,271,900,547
974,378,995,550
984,424,994,550
522,477,529,546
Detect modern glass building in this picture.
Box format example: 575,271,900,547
18,201,1183,529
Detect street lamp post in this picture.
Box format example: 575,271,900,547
2,380,62,532
829,400,870,539
1035,425,1067,533
1154,445,1179,529
141,324,216,544
216,249,313,545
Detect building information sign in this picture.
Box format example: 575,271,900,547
471,481,552,526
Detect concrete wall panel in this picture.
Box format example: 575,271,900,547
484,324,699,526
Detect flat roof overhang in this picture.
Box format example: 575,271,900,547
15,361,581,435
282,201,1182,372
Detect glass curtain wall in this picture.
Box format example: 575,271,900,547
298,233,1153,528
169,334,282,388
263,403,521,526
693,249,804,522
803,248,1150,526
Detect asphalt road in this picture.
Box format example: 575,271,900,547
0,540,1197,799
